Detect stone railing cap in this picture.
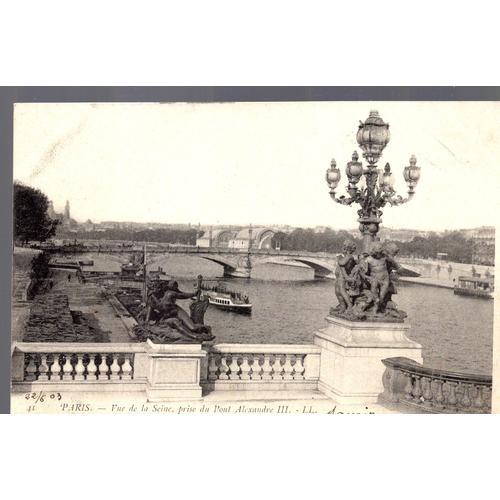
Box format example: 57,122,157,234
382,356,491,384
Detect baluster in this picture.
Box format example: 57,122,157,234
218,355,229,380
50,354,61,381
239,355,251,380
121,355,133,380
228,356,240,380
261,354,273,380
38,354,49,381
25,355,37,381
482,387,492,411
282,355,294,380
446,381,458,409
434,379,445,407
411,375,423,402
74,354,85,381
272,355,283,380
208,355,219,381
62,354,74,380
470,385,483,410
404,373,414,400
109,354,121,380
86,354,98,380
99,354,109,380
251,355,262,380
459,383,471,408
293,355,305,380
422,377,433,406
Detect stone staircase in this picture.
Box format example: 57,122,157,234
54,280,106,309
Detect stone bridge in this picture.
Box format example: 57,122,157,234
44,244,426,280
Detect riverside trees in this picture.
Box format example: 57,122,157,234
14,182,59,245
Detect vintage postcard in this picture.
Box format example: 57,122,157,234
10,100,499,414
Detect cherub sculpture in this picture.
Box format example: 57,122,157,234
331,240,407,322
334,240,359,313
364,242,391,313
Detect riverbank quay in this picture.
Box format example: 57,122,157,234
399,276,454,289
12,247,42,348
15,255,133,344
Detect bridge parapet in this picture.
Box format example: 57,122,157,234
380,357,492,413
203,344,320,391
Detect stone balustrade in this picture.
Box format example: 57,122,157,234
11,341,321,396
380,357,492,413
12,342,148,392
12,341,491,412
202,344,321,391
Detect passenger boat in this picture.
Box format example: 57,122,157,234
453,275,494,299
198,281,252,314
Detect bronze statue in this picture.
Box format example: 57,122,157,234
334,240,358,312
331,240,407,322
364,242,391,313
134,275,214,343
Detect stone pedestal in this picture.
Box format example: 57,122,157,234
314,316,422,404
145,340,206,402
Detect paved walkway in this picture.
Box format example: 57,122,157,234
52,278,133,342
399,276,455,289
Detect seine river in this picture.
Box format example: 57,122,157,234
140,255,493,376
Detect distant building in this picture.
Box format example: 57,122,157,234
64,200,71,221
228,227,276,250
47,201,57,219
47,199,78,235
378,227,433,242
80,219,95,232
196,226,277,249
471,226,495,266
196,229,236,248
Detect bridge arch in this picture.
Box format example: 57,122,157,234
200,255,251,278
256,229,276,249
286,257,336,279
213,229,236,248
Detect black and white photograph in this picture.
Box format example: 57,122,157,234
10,100,498,414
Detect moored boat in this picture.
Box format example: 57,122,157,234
199,281,252,314
453,275,494,299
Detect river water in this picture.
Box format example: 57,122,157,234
147,255,494,376
93,254,494,375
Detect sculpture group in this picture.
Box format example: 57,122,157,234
332,239,407,322
133,275,215,343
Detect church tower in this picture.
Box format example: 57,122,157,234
64,200,70,221
47,200,56,219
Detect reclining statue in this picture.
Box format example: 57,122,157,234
134,276,214,343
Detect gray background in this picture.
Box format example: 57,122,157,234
2,86,499,414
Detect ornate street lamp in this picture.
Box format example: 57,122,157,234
325,110,421,252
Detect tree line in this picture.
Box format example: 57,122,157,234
56,228,201,245
271,228,475,263
14,182,59,245
13,182,476,263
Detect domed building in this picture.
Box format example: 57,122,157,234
196,228,237,248
196,226,277,249
228,227,276,250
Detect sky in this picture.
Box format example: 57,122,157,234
13,101,500,231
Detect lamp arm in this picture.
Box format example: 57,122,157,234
329,191,357,206
386,190,415,206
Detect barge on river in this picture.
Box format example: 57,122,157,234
453,275,494,299
198,281,252,314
